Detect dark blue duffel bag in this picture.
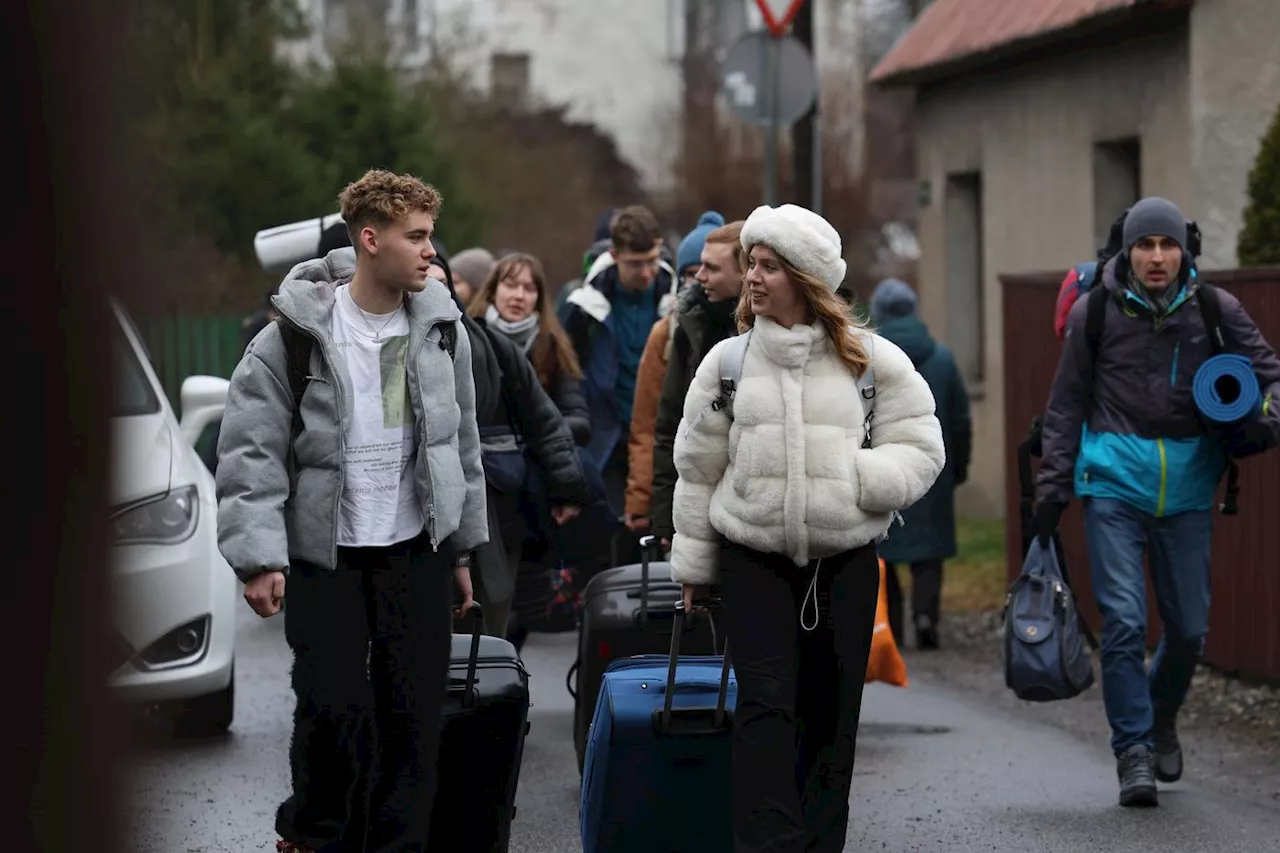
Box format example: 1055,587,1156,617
1003,537,1096,702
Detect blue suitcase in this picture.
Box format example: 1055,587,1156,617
579,601,737,853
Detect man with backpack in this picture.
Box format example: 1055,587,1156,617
1035,196,1280,808
215,169,487,852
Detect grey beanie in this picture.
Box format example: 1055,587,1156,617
1122,197,1186,251
869,278,917,324
450,247,497,287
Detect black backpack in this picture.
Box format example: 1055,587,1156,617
275,317,458,488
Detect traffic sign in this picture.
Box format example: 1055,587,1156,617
755,0,806,37
721,31,817,128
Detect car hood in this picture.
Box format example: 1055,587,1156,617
111,412,174,508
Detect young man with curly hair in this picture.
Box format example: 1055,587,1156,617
216,169,487,852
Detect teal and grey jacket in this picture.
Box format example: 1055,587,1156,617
215,248,488,582
1038,256,1280,517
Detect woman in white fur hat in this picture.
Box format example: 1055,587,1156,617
670,203,945,851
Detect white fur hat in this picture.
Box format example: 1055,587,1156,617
740,204,847,291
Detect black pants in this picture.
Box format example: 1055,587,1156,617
718,540,880,853
276,532,455,853
882,559,943,646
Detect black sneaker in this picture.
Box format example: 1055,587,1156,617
1151,713,1183,783
915,615,940,650
1117,744,1159,808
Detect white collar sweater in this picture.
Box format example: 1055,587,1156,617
669,315,945,585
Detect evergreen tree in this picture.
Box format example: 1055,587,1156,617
1238,104,1280,267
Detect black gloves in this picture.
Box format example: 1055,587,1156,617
1034,501,1067,548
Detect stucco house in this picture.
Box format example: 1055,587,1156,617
287,0,867,203
871,0,1280,517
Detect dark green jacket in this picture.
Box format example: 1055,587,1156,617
875,314,972,563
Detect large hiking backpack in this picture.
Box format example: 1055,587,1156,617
1029,212,1242,516
1003,537,1096,702
1052,211,1203,341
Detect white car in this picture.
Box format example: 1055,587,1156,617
107,300,237,735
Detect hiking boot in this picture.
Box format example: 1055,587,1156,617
1151,713,1183,783
1116,744,1159,808
915,614,939,650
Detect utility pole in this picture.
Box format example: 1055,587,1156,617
791,0,816,210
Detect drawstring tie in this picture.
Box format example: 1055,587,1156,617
800,558,823,632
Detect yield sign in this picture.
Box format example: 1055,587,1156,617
755,0,806,37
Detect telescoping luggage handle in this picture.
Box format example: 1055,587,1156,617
449,601,484,709
638,534,660,625
657,598,733,737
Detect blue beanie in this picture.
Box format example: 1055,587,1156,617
869,278,917,324
676,211,726,275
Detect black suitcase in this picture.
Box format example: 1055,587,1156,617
428,604,531,852
568,535,719,773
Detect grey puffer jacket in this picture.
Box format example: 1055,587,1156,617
215,248,488,581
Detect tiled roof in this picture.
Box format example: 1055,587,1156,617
870,0,1182,85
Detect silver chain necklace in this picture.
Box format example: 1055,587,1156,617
347,287,401,343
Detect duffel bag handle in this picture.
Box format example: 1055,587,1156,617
660,598,732,734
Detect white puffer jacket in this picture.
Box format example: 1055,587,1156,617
670,316,946,585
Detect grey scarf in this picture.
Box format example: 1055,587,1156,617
486,304,539,353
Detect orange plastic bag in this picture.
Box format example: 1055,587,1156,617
864,559,908,687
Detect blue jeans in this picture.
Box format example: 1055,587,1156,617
1083,497,1212,755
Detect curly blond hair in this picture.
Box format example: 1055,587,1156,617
736,248,871,378
338,169,443,249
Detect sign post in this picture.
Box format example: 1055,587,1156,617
723,6,816,207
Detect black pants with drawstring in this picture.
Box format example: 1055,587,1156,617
276,532,455,853
718,540,880,853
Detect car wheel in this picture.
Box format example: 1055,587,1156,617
172,664,235,736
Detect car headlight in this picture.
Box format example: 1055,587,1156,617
112,485,200,545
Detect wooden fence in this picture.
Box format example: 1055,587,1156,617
1001,267,1280,683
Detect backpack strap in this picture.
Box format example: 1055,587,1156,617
1196,280,1225,355
713,329,752,419
436,319,458,359
275,319,313,491
1082,284,1112,418
855,334,877,449
1194,281,1242,515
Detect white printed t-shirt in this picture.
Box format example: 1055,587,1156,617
331,284,424,547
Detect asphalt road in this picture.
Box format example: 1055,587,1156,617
124,605,1280,852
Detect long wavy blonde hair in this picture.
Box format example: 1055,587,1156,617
736,246,871,378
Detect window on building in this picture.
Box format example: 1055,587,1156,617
1093,137,1141,250
945,171,985,388
491,53,531,108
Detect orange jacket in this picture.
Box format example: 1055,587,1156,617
625,316,674,518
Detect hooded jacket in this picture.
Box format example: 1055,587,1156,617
215,248,488,581
872,312,971,563
670,317,946,585
1038,255,1280,517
